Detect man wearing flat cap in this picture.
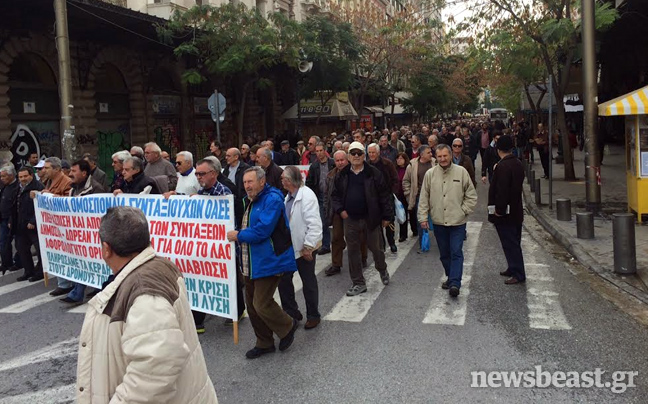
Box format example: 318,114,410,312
487,134,526,285
278,140,299,166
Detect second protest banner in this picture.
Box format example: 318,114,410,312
34,193,237,319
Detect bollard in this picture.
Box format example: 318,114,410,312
613,213,636,275
556,198,572,221
576,212,595,239
535,179,541,205
529,170,536,191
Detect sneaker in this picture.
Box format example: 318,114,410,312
449,286,460,297
245,346,275,359
196,324,206,334
279,319,299,351
325,266,341,276
346,284,367,296
380,271,390,286
390,245,397,253
441,280,449,290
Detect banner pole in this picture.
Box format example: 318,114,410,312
43,273,48,287
233,321,239,344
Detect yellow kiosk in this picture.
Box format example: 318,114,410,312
598,85,648,222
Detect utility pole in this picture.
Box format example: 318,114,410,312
582,0,601,212
54,0,77,162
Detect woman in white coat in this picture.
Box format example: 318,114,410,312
278,165,323,329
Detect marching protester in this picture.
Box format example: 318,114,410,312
278,140,300,165
227,166,299,359
60,159,107,304
487,135,526,285
224,148,250,199
402,145,435,252
115,157,160,195
395,152,411,243
278,165,323,329
331,142,393,296
367,143,399,253
451,138,476,187
305,142,335,255
76,206,218,403
379,135,398,163
301,136,321,165
143,142,177,191
0,166,21,274
174,151,200,195
13,167,44,282
256,146,285,194
481,131,502,184
82,153,108,190
210,139,227,166
418,144,477,297
110,151,130,192
534,122,550,178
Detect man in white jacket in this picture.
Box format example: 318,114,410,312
278,165,323,329
76,206,218,404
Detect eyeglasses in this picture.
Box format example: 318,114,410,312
452,145,463,148
175,161,182,165
349,150,364,157
195,170,214,177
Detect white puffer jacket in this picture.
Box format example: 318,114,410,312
76,247,218,404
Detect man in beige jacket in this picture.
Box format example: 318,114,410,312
402,145,436,252
418,144,477,298
76,206,218,404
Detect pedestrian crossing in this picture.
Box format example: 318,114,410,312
0,221,571,331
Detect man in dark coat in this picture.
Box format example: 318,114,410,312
115,157,160,195
13,166,44,282
488,135,526,285
367,143,399,253
305,143,335,254
256,147,285,195
331,142,394,296
0,166,21,274
481,131,502,184
277,140,300,166
223,148,250,199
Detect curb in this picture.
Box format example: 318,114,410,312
522,184,648,306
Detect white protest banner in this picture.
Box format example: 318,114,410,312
34,193,237,320
280,164,310,182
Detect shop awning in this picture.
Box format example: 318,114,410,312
282,98,358,120
599,85,648,116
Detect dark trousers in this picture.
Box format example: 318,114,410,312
332,213,367,268
408,209,419,237
319,203,331,249
433,224,466,288
15,229,41,277
344,217,387,286
279,256,320,320
0,218,20,268
495,223,526,281
382,223,395,249
245,275,293,349
538,147,549,177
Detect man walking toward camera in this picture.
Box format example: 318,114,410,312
418,144,477,298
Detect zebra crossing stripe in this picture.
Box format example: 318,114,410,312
422,222,483,325
0,292,58,313
323,237,417,322
272,253,331,301
0,277,49,298
0,383,75,404
0,337,78,373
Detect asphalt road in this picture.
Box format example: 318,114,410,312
1,179,648,403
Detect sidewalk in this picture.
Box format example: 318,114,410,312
523,144,648,305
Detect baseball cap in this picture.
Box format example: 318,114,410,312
34,160,45,169
348,141,365,153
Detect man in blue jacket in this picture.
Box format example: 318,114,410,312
227,166,299,359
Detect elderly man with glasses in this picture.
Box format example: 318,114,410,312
173,151,200,195
451,138,476,187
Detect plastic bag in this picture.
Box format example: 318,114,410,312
420,230,430,252
394,194,406,224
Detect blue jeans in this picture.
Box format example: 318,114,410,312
58,277,74,289
433,224,466,288
319,202,330,249
68,283,86,302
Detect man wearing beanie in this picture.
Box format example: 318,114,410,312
487,135,526,285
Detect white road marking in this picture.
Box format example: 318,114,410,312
0,383,75,404
523,239,571,330
0,277,49,297
422,222,483,325
0,292,58,313
324,237,417,322
0,337,78,373
67,304,88,314
273,251,334,301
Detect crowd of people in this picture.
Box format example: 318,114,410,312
0,118,534,354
